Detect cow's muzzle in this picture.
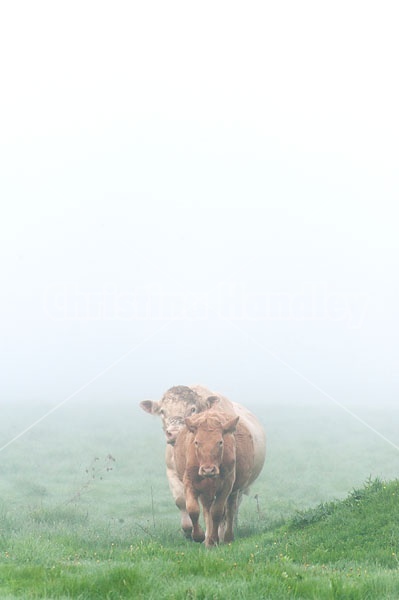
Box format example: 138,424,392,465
165,428,179,445
199,465,219,478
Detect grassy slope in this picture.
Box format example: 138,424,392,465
1,478,399,599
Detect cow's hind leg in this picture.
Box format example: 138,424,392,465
223,491,240,543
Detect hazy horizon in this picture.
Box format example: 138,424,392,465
1,2,398,455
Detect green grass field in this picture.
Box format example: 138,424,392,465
1,398,398,598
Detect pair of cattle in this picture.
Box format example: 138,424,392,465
140,385,266,547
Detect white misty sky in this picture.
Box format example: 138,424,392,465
1,1,398,407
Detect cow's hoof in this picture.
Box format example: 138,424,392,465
182,526,193,539
192,530,205,543
205,538,218,548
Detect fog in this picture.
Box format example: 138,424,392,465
1,2,398,453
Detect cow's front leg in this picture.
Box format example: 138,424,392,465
200,495,214,546
174,488,193,538
207,478,235,547
166,447,192,537
185,487,205,543
206,502,224,547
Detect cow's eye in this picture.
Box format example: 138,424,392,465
160,408,165,416
190,406,196,414
194,440,199,447
219,440,223,447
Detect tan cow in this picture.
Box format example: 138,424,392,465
174,410,258,547
140,385,234,444
140,385,266,537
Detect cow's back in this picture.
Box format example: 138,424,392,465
190,385,236,416
231,402,266,490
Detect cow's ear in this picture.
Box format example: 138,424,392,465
140,400,158,414
185,417,197,433
207,395,220,409
223,416,239,434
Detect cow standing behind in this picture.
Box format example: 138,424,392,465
140,385,266,538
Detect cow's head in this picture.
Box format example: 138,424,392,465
140,386,218,444
185,412,239,478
